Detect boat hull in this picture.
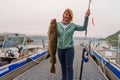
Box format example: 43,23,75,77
0,51,48,80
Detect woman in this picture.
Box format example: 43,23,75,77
57,8,90,80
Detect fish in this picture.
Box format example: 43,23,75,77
48,19,58,73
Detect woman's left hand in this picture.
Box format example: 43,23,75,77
85,9,90,17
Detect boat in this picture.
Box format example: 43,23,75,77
0,33,48,80
89,36,120,80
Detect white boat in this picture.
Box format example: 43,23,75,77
0,33,48,80
89,38,120,80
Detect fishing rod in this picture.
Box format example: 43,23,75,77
79,0,91,80
85,0,91,36
79,46,89,80
88,0,91,9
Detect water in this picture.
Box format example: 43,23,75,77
27,35,48,47
28,35,101,48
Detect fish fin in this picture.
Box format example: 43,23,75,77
50,64,56,73
45,53,50,59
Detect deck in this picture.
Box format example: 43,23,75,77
14,45,107,80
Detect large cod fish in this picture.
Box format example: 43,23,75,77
48,19,57,73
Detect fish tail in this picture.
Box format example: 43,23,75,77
50,63,56,73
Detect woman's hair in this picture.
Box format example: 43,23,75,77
63,8,73,22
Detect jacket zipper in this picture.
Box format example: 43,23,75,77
63,29,65,48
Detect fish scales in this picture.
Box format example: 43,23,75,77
48,19,57,73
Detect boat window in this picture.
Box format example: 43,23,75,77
3,37,25,48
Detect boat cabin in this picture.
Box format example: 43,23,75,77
0,33,29,65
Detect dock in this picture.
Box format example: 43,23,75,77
14,45,107,80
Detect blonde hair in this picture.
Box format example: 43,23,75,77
63,8,73,22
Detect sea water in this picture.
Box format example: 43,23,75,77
28,35,100,47
27,35,48,47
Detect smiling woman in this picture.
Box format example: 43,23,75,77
52,8,90,80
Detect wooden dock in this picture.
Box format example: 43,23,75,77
14,45,107,80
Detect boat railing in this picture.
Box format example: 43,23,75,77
11,54,30,63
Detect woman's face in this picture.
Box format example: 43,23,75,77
63,11,72,23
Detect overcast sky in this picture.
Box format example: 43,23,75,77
0,0,120,38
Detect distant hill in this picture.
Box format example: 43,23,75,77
105,31,120,47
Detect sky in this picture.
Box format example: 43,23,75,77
0,0,120,38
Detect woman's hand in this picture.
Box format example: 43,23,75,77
85,9,90,17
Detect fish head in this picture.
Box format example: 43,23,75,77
50,19,57,32
50,19,56,28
